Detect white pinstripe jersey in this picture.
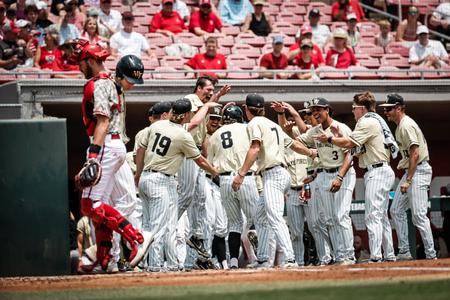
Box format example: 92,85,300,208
284,147,308,187
139,120,201,175
395,115,429,170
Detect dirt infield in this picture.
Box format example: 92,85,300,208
1,258,450,292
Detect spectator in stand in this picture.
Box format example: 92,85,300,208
86,7,108,39
64,0,85,31
5,6,16,24
325,28,358,69
184,36,227,78
331,0,365,22
396,6,421,42
50,0,84,17
10,0,26,20
0,2,6,35
242,0,273,37
56,6,80,45
307,9,331,50
35,1,53,29
159,0,190,24
375,20,393,49
52,38,81,77
80,17,108,47
0,22,34,69
346,13,360,49
218,0,254,26
409,25,448,69
110,11,153,58
150,0,187,36
34,26,61,69
259,35,289,79
430,2,450,46
295,39,325,79
189,0,222,36
288,24,324,66
98,0,122,38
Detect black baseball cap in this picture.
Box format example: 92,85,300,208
379,94,405,107
148,106,154,116
209,106,222,118
152,101,172,115
309,9,321,17
172,98,192,115
308,97,330,108
246,93,265,108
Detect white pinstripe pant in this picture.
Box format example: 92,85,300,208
364,165,395,261
204,178,228,255
139,171,178,270
178,159,207,239
260,166,295,262
286,188,308,265
220,174,258,234
316,168,356,262
390,162,436,259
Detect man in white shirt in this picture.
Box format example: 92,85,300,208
159,0,190,23
98,0,122,38
308,8,330,50
409,25,448,69
430,2,450,45
110,11,153,59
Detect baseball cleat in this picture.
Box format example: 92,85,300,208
229,257,239,269
247,260,270,269
186,236,210,258
396,251,413,261
129,231,154,268
335,258,356,266
282,260,298,269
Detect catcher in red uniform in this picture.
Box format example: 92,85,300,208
73,40,147,273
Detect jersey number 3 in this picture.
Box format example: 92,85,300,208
151,132,171,156
220,131,233,149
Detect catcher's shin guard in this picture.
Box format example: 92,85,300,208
95,224,113,270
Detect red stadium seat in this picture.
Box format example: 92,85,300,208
235,33,267,48
146,33,174,47
307,3,332,15
357,22,380,34
377,66,410,80
222,25,241,36
105,60,117,71
355,54,380,69
290,0,311,4
347,66,381,79
160,56,186,69
330,22,347,32
273,22,298,36
409,65,445,79
174,32,204,48
134,2,152,9
386,42,410,57
217,35,235,48
263,3,280,14
317,66,348,80
280,3,307,16
231,44,261,58
143,72,153,80
149,45,166,58
277,12,304,26
380,53,410,68
228,54,257,70
267,33,295,47
145,6,161,16
261,43,289,55
134,25,149,34
355,43,384,58
153,66,187,80
141,58,160,70
267,0,283,6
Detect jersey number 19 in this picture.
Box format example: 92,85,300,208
151,132,171,156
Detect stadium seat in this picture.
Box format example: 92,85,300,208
153,66,187,80
160,56,186,69
226,67,259,79
217,36,235,48
347,66,381,79
105,60,117,71
134,2,152,9
355,43,384,58
145,5,161,16
409,65,445,79
377,66,410,80
380,53,410,68
267,33,295,47
290,0,312,5
386,42,410,57
174,32,204,48
228,54,257,70
360,31,376,44
146,33,174,47
235,33,267,48
141,58,160,70
330,22,347,32
355,54,381,69
261,43,289,55
222,25,241,36
134,25,149,34
277,12,304,26
149,45,166,58
263,3,280,14
231,44,261,58
273,22,298,36
317,66,348,80
267,0,283,6
280,3,307,16
357,22,380,34
307,3,332,15
143,72,153,80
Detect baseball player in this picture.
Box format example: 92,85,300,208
73,41,145,273
381,94,436,260
316,92,398,262
272,100,333,266
134,99,220,272
178,76,230,259
232,94,317,268
294,98,356,265
208,105,259,269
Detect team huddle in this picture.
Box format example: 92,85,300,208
73,40,436,273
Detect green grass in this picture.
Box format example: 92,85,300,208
2,277,450,300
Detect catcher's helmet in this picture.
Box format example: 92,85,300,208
223,105,243,123
116,54,144,84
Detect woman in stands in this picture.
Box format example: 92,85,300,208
34,26,62,70
325,28,358,69
396,6,421,42
295,38,324,80
242,0,273,37
80,17,108,48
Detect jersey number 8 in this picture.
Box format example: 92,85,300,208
220,131,233,149
151,132,171,156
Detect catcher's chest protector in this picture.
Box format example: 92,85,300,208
82,73,119,136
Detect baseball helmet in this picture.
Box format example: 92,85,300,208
67,39,110,63
116,54,144,84
223,105,243,123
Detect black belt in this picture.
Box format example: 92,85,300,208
263,164,282,173
291,186,303,191
145,169,172,177
220,171,254,176
307,170,315,176
205,174,215,179
316,167,339,174
362,162,388,173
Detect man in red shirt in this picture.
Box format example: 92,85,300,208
259,35,289,79
150,0,186,36
288,24,324,66
331,0,365,22
184,36,227,78
189,0,222,36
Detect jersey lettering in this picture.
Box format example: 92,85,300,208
220,131,233,149
151,132,172,156
271,127,280,145
332,150,339,160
